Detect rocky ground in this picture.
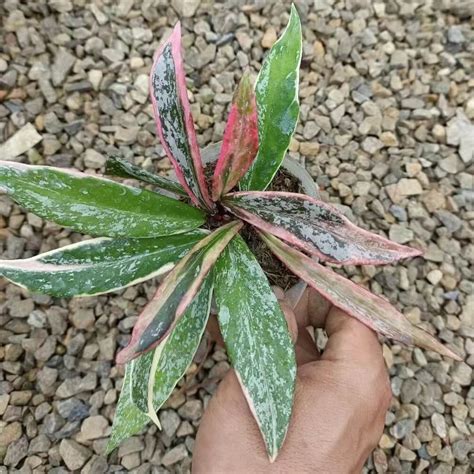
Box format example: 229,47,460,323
0,0,473,472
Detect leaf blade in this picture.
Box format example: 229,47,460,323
240,5,302,191
0,161,205,238
116,221,242,364
130,275,213,415
211,71,258,199
105,156,187,197
106,362,150,454
150,23,213,209
225,191,421,265
214,235,296,460
261,232,462,361
0,231,205,297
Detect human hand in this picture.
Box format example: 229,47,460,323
193,287,392,473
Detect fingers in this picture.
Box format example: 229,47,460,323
321,306,383,367
292,287,332,329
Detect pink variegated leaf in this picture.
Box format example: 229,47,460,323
260,232,462,361
212,71,258,200
116,221,242,364
150,23,213,210
225,191,422,265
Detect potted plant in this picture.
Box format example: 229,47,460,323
0,4,461,461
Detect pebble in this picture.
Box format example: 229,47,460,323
59,439,92,470
0,123,42,161
261,27,277,49
161,443,188,466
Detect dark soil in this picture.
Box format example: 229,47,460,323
205,163,302,289
242,169,301,290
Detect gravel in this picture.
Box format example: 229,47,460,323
0,0,472,473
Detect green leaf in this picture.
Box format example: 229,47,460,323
105,156,188,197
0,161,205,238
240,5,302,191
106,362,150,454
0,231,205,297
107,276,213,453
214,235,296,460
130,275,213,422
116,221,242,364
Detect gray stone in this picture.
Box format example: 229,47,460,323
361,137,384,154
52,49,76,86
171,0,201,18
447,26,465,43
159,410,181,438
59,439,92,470
389,224,414,244
0,123,42,161
56,398,90,422
78,415,109,441
161,443,188,466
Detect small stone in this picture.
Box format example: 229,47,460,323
299,142,320,157
102,48,125,63
10,299,34,318
421,189,446,212
117,0,134,17
390,418,415,439
261,27,277,48
159,410,181,438
88,70,103,91
79,415,109,441
451,362,472,386
4,436,28,467
380,131,398,147
83,149,106,170
56,398,90,422
161,443,188,466
90,4,108,25
398,445,416,461
118,437,144,457
121,452,141,470
447,26,465,43
361,137,384,154
178,399,203,421
389,224,414,244
115,127,139,145
0,394,9,415
59,439,92,470
386,179,423,203
0,123,42,161
52,49,76,86
452,439,472,462
56,373,97,398
28,434,51,454
400,379,421,403
427,270,443,285
172,0,201,17
0,422,22,446
391,50,408,68
431,413,447,438
436,210,462,233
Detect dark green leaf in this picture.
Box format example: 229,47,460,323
116,221,242,364
106,362,150,454
214,235,296,460
0,161,205,237
105,156,187,197
130,276,213,420
0,231,205,297
240,5,302,191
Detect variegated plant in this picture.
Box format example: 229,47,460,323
0,5,461,461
